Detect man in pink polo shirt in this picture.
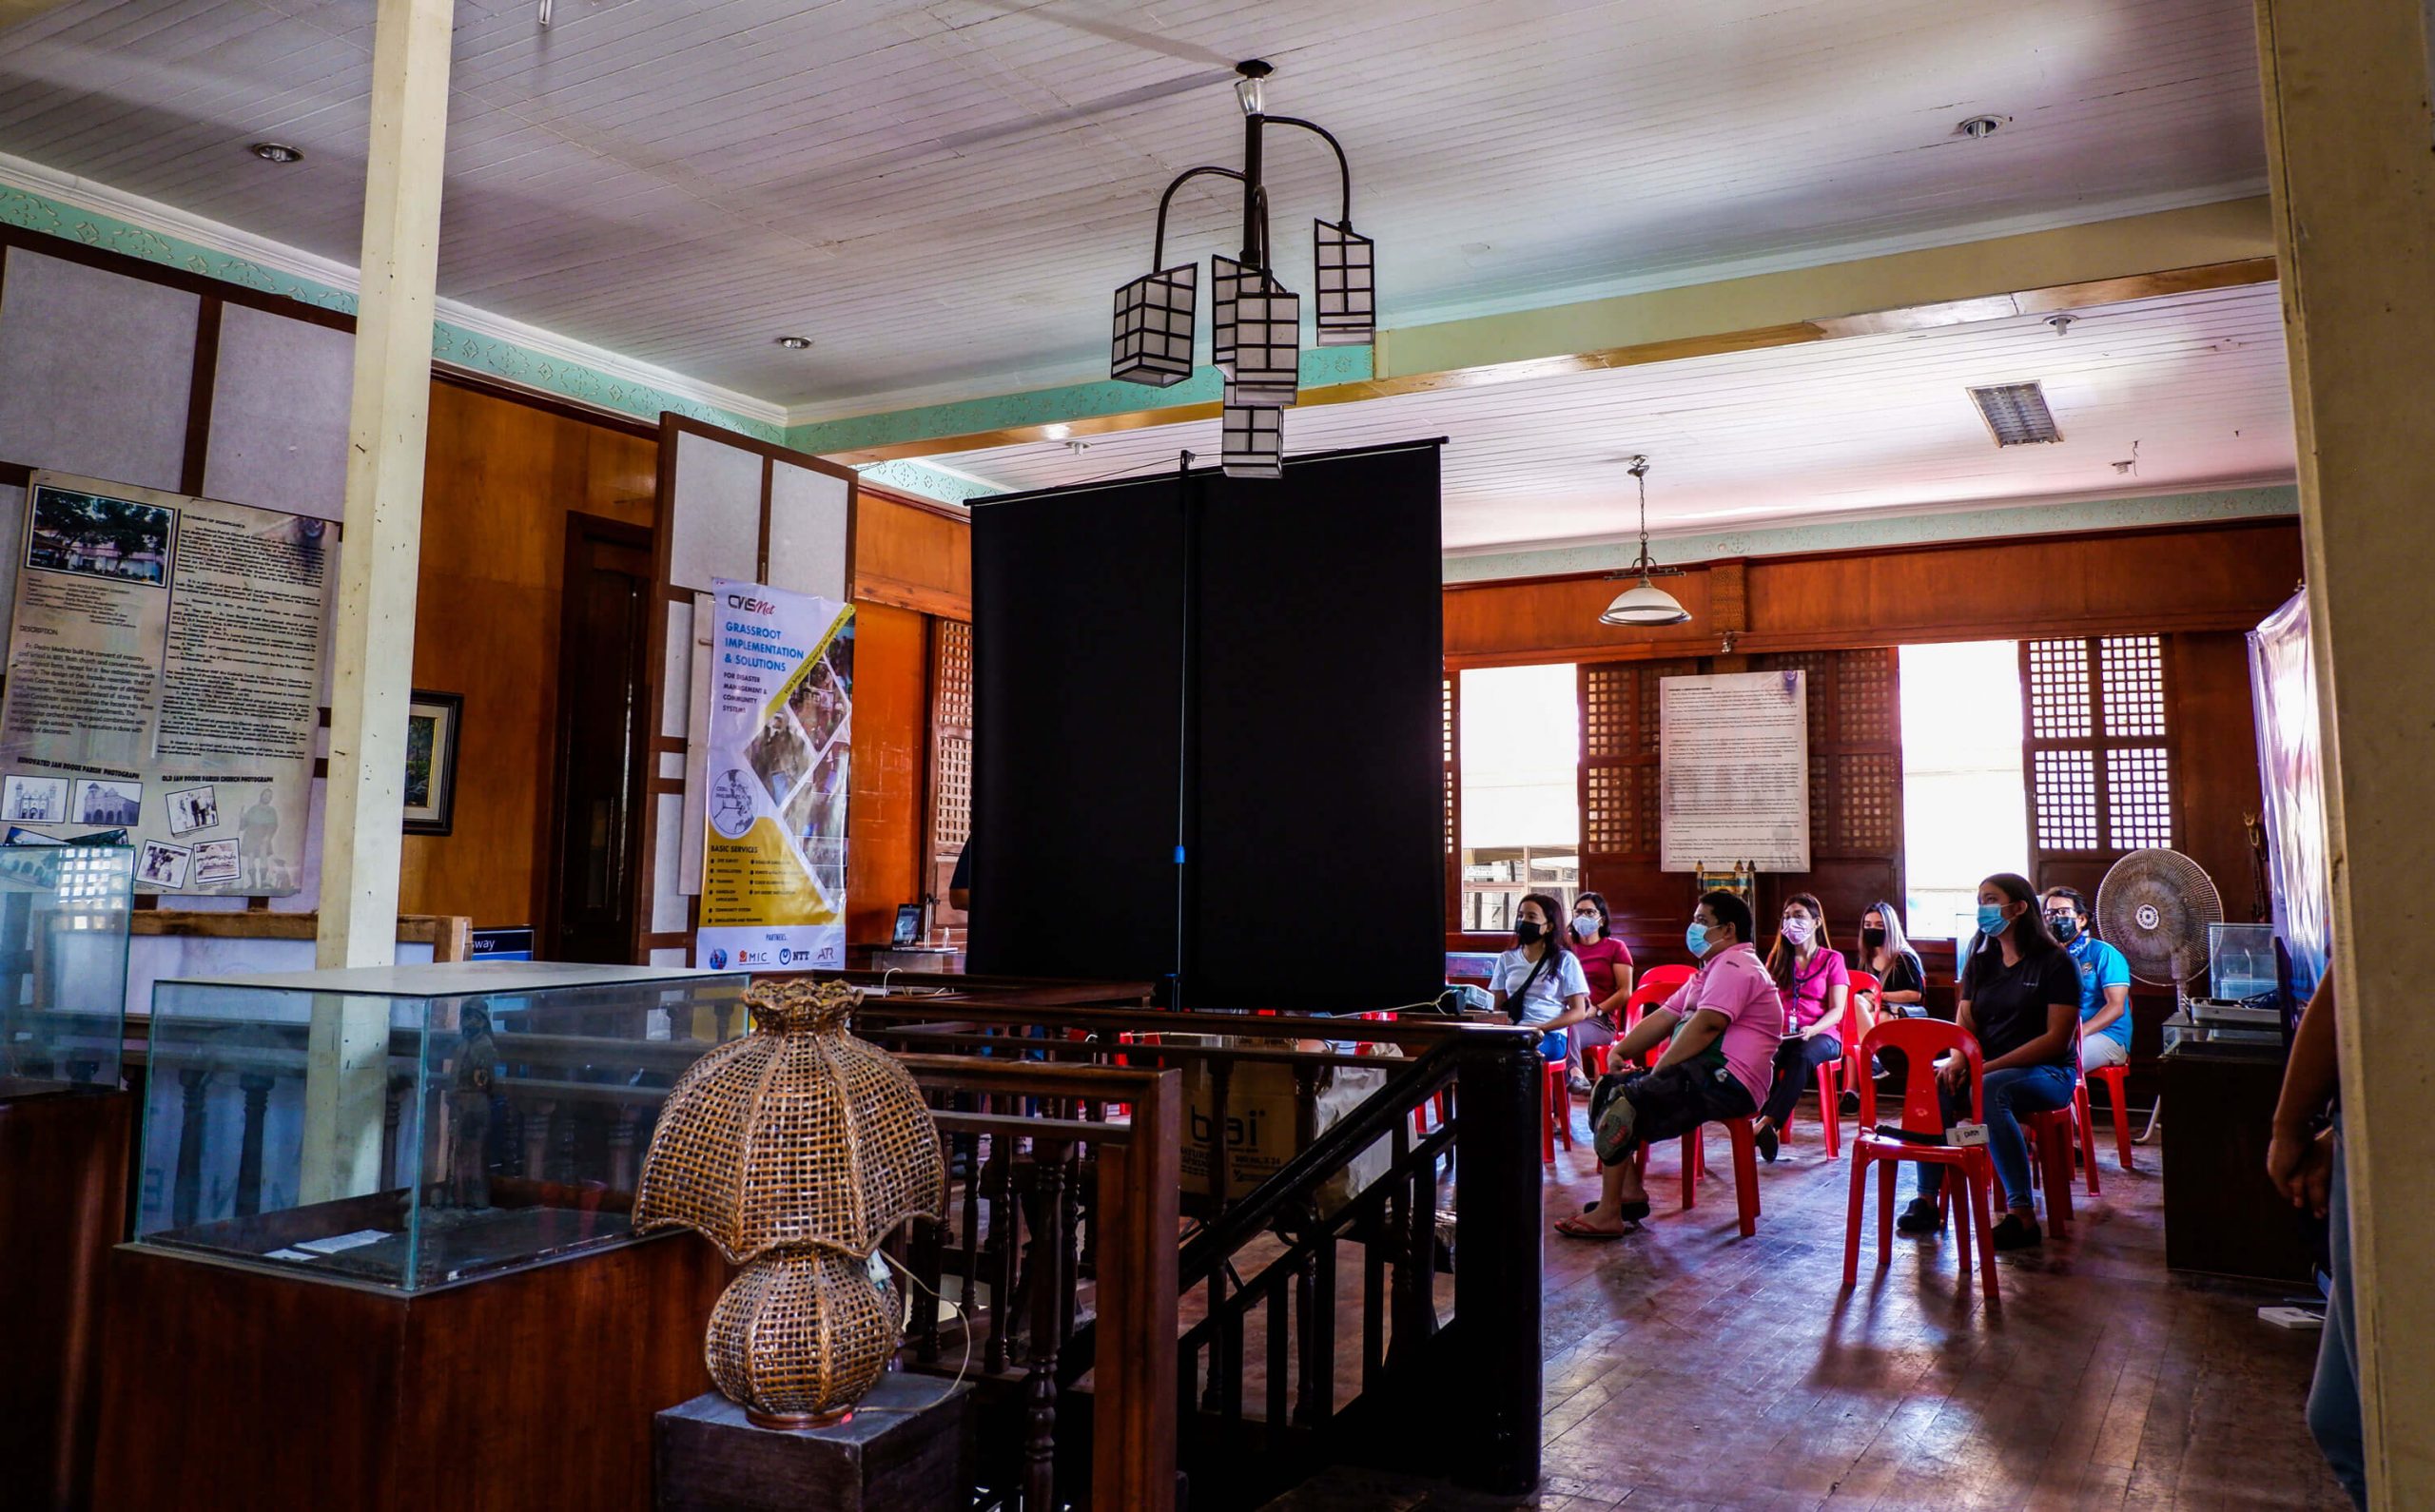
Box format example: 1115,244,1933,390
1555,889,1786,1238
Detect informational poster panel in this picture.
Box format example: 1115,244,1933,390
1659,669,1810,873
694,578,851,971
0,472,331,895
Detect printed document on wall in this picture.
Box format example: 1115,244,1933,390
1659,669,1809,873
694,578,851,972
0,472,331,895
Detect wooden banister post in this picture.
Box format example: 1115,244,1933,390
1091,1068,1179,1512
1451,1038,1542,1496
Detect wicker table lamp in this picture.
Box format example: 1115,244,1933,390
636,979,945,1428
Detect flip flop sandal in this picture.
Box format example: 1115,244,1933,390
1554,1215,1632,1241
1576,1199,1651,1221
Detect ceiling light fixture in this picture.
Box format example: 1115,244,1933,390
1600,456,1692,629
1969,381,2063,446
1042,423,1071,440
249,142,304,164
773,335,813,350
1108,61,1373,479
1957,115,2005,139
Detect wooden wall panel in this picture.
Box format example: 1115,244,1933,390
2170,630,2269,925
854,487,971,620
1445,519,2303,666
844,600,928,946
399,381,657,927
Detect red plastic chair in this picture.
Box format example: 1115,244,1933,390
2081,1060,2135,1173
2020,1108,2078,1238
1637,963,1695,1000
1541,1054,1573,1163
1783,970,1875,1159
1677,1116,1763,1237
1842,1018,1999,1306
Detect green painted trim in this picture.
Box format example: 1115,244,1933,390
854,458,993,505
787,344,1374,456
0,183,782,442
1441,486,2301,583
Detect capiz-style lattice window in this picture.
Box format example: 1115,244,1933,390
929,618,974,880
2022,635,2173,856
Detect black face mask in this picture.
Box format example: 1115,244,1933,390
1514,920,1545,946
1860,927,1886,951
2047,914,2080,943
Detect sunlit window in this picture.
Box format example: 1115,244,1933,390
1899,641,2029,939
1457,664,1579,932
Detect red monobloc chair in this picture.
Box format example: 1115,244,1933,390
1784,970,1878,1158
1842,1018,2000,1306
1613,971,1759,1235
1541,1051,1573,1163
2079,1041,2135,1175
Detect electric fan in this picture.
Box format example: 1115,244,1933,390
2094,847,2223,1000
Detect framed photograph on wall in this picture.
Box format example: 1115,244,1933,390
404,690,463,836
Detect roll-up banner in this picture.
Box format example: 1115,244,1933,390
696,578,851,972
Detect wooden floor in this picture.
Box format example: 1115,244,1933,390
1263,1098,2347,1512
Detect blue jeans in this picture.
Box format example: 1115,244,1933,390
2308,1121,2367,1507
1915,1062,2076,1209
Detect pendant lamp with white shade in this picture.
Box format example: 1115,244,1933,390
1601,456,1692,628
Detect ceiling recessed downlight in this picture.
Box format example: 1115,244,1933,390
773,335,813,350
249,142,304,164
1969,381,2063,446
1957,115,2005,139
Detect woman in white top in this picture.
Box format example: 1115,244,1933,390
1492,892,1595,1062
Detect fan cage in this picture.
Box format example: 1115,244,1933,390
2094,847,2223,987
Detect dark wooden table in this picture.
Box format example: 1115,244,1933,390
2160,1037,2319,1287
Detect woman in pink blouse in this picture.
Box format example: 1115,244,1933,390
1751,892,1848,1163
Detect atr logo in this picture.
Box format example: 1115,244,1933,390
705,947,729,970
724,593,776,614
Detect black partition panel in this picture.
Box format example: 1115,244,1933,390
968,442,1444,1011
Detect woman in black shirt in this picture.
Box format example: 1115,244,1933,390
1894,872,2081,1250
1859,900,1926,1015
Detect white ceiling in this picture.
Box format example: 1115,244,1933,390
0,0,2267,416
939,281,2297,552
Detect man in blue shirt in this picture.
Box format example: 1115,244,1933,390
2043,886,2132,1068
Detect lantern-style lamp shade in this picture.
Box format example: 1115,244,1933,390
1600,579,1692,627
1111,262,1198,388
1221,401,1284,479
633,979,945,1264
1313,220,1374,347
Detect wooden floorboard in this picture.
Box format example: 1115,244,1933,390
1261,1095,2347,1512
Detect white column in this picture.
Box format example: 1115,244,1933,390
303,0,455,1204
2256,1,2435,1504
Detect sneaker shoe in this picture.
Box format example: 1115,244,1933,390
1754,1125,1780,1164
1838,1089,1860,1116
1894,1197,1940,1237
1992,1213,2043,1250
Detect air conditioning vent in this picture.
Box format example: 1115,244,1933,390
1969,381,2063,446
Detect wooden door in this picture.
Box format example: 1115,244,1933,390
547,516,653,961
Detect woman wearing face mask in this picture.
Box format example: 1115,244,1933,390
1893,872,2084,1250
1859,901,1926,1015
1750,893,1847,1162
1491,892,1595,1065
1564,892,1635,1094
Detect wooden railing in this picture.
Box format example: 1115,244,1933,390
854,1001,1546,1511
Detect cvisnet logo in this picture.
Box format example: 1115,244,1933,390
724,593,777,615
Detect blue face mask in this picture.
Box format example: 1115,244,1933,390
1977,903,2010,939
1685,921,1711,957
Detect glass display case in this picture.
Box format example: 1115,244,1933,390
0,843,136,1099
133,960,750,1290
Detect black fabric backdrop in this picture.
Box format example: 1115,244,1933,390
967,442,1444,1011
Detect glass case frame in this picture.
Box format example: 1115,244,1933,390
0,842,136,1101
133,960,750,1291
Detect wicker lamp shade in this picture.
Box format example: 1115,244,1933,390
708,1248,902,1429
634,979,945,1263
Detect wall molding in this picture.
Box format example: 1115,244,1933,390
0,150,786,441
1441,484,2301,583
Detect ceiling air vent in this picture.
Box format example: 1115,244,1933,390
1969,381,2062,446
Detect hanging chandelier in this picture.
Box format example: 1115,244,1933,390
1600,456,1692,627
1110,61,1374,479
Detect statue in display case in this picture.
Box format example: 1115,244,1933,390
438,1002,498,1210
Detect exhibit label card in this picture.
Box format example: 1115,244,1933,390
1658,669,1811,873
0,472,332,895
695,577,850,972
